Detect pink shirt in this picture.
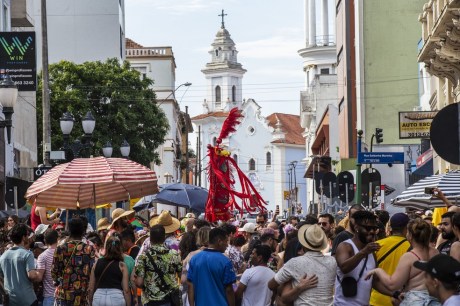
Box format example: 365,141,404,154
37,247,56,297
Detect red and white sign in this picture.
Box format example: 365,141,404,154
416,149,433,168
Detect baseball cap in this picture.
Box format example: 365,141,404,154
413,254,460,283
238,222,256,233
390,213,409,229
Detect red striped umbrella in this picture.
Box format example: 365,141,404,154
25,156,158,209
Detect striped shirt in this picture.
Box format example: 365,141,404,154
37,247,56,297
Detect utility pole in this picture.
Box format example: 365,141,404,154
195,135,199,185
356,130,363,206
185,106,189,184
198,125,202,187
41,0,51,166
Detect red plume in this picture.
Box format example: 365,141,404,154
217,108,243,144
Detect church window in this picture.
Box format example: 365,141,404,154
215,49,219,56
249,158,256,171
266,152,271,170
233,154,238,164
215,86,221,102
320,68,329,75
232,86,236,102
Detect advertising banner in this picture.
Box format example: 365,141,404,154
0,32,36,91
399,111,437,139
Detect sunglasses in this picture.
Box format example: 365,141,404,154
357,224,379,232
318,222,329,227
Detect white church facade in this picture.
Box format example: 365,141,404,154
191,17,306,215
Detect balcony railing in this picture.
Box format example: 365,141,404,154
126,47,173,57
305,35,336,47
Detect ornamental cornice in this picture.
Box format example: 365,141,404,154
435,38,460,63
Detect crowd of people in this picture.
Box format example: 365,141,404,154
0,200,459,306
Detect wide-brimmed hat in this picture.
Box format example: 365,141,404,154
298,224,328,252
109,208,135,229
149,210,180,233
97,217,110,231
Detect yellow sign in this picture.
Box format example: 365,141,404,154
399,111,437,139
283,191,290,200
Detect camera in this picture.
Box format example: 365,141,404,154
424,187,435,195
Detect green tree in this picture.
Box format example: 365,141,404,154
37,58,169,166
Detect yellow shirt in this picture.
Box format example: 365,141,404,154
432,207,448,226
369,235,411,306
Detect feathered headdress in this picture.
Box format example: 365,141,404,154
205,107,267,222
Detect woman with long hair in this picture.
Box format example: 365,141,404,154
366,218,441,306
88,236,130,306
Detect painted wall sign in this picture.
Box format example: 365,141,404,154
399,111,437,139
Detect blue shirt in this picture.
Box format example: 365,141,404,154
187,248,236,306
0,246,37,306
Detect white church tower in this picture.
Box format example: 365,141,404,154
201,10,246,113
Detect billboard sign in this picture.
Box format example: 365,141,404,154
0,32,36,91
399,111,437,139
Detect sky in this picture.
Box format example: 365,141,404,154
124,0,306,119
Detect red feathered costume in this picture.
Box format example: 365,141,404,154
205,108,267,222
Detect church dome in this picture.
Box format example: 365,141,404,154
212,27,235,47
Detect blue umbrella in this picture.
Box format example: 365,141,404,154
153,183,208,213
133,195,156,212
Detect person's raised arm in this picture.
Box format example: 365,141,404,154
434,188,453,208
36,206,60,225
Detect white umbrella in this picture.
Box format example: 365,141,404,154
392,170,460,210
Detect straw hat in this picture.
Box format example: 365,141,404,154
149,210,180,233
298,224,328,252
97,217,110,231
109,208,135,229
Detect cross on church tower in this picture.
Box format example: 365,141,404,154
219,9,227,28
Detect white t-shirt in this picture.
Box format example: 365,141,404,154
240,265,275,306
274,252,337,306
444,295,460,306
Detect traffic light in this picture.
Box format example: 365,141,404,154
375,128,383,143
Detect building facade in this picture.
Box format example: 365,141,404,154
299,0,338,212
418,0,460,174
125,38,193,185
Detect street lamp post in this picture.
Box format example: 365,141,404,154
0,75,18,144
158,82,192,106
0,74,18,211
102,140,131,158
60,111,96,160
